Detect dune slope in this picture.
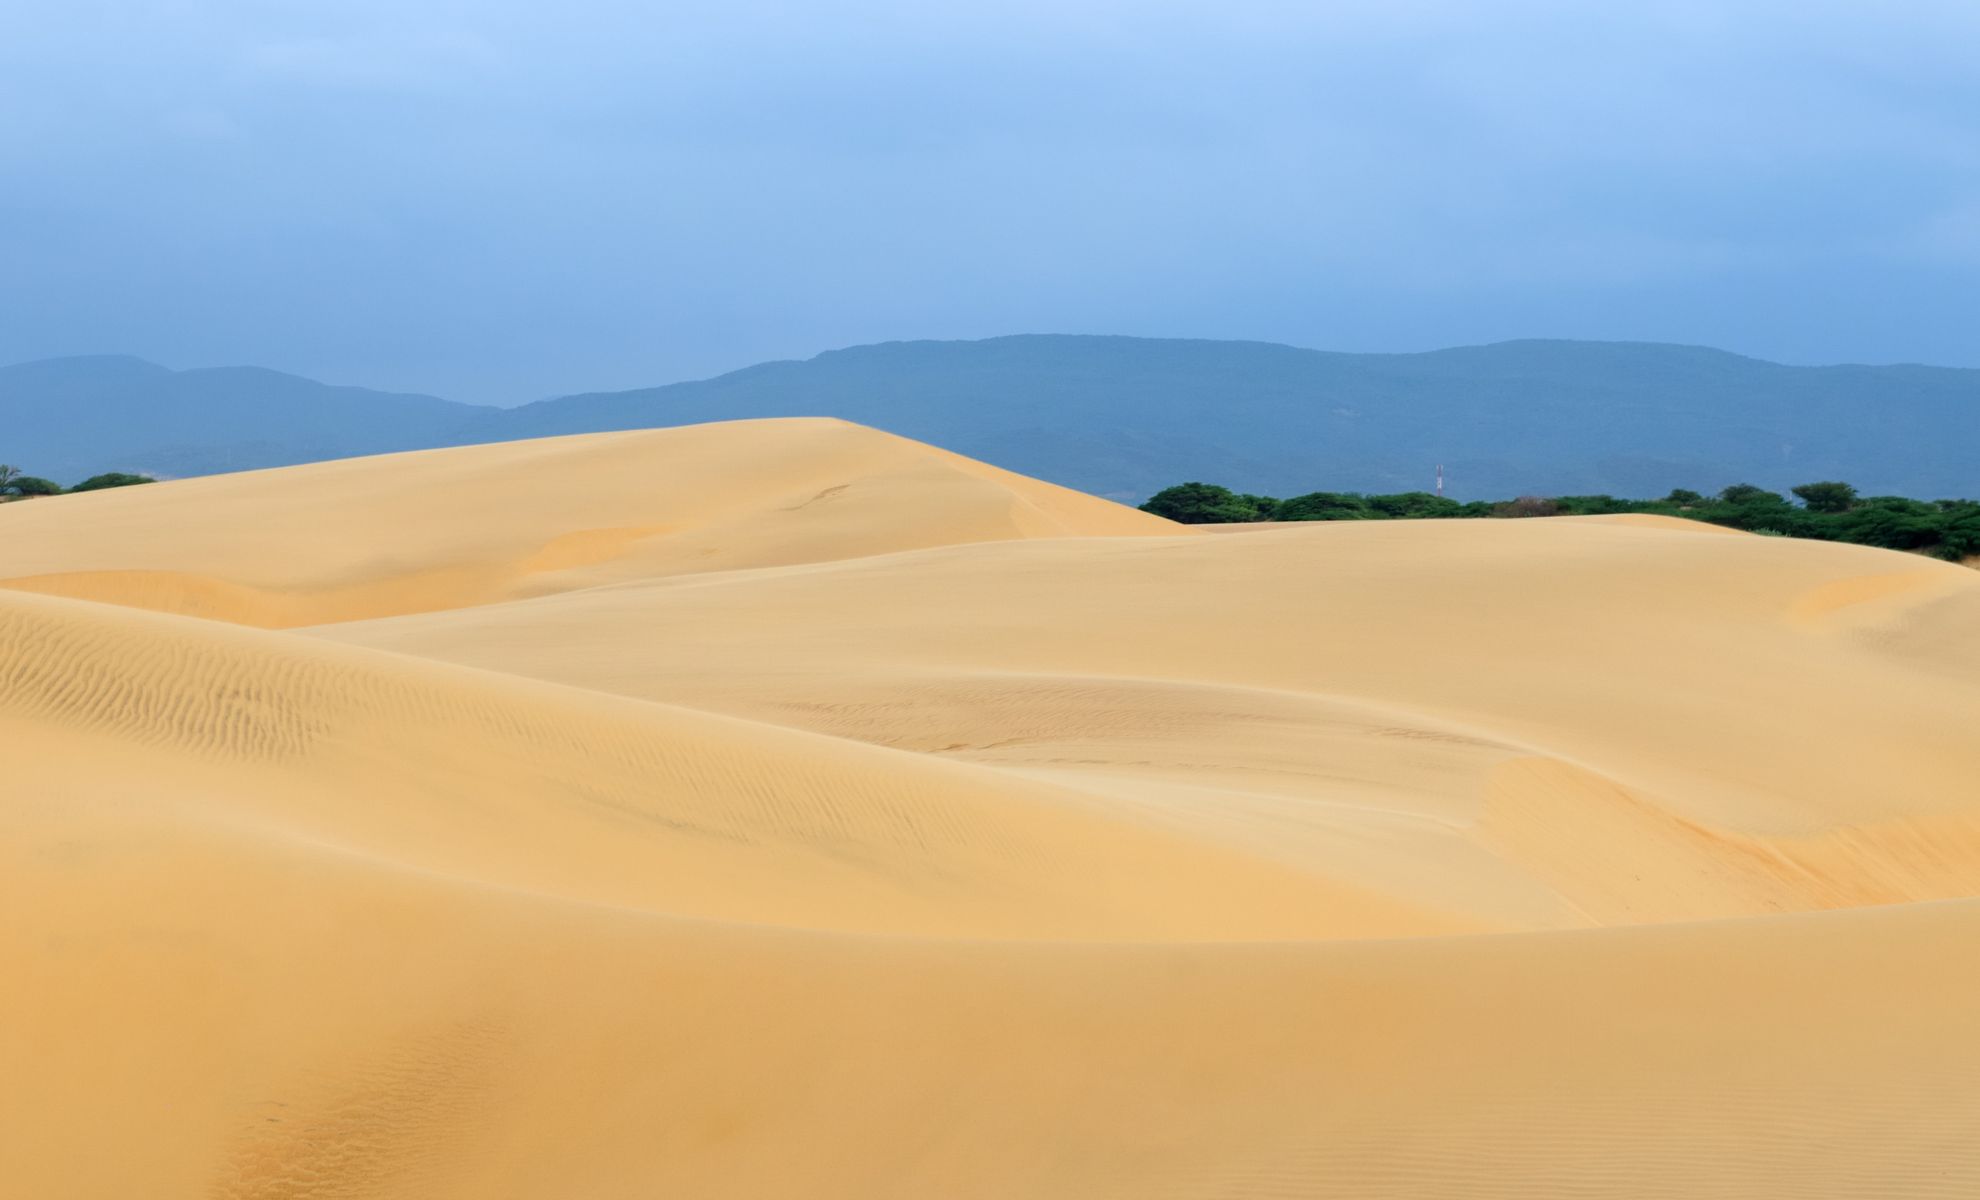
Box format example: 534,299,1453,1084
6,419,1980,1198
323,517,1980,929
0,417,1172,626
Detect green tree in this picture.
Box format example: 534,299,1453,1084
1939,510,1980,560
1791,481,1858,513
1275,491,1370,521
1135,475,1980,555
1493,496,1561,518
1837,504,1939,550
3,475,62,497
1553,494,1635,515
1366,491,1464,519
1718,483,1781,505
0,465,19,490
1139,482,1273,524
68,472,156,493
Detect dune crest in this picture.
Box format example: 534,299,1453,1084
0,418,1174,626
7,419,1980,1197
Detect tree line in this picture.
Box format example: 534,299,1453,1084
1140,480,1980,561
0,464,155,499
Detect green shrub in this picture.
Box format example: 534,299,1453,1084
1791,481,1858,513
68,472,157,492
1276,491,1371,521
1139,481,1275,524
1366,491,1464,519
1493,496,1561,518
1718,483,1780,505
1553,494,1636,515
1138,477,1980,560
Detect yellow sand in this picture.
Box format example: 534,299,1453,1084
5,418,1980,1198
0,419,1170,627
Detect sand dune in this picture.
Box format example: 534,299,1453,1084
321,517,1980,927
0,418,1171,626
6,418,1980,1197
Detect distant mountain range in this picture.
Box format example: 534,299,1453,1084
7,336,1978,500
0,355,482,486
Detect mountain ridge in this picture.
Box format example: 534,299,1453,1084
0,355,489,484
6,335,1977,499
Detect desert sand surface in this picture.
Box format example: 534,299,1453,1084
0,419,1170,627
7,418,1980,1198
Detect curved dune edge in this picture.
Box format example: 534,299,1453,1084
0,588,1480,941
6,421,1980,1197
1573,511,1751,533
0,419,1179,627
321,513,1980,924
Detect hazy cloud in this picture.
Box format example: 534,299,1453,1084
2,1,1977,401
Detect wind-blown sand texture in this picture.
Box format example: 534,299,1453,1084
6,417,1980,1198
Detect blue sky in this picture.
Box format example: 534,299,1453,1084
3,1,1978,403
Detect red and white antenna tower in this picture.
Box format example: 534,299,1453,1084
1435,464,1445,498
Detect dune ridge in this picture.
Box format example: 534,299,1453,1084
6,417,1980,1197
1,587,1470,941
320,516,1980,925
0,418,1172,626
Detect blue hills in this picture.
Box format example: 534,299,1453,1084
7,336,1977,501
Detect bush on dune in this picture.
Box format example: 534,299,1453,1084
0,465,63,498
1368,491,1465,519
1139,482,1276,523
1141,475,1980,561
68,472,157,492
1492,496,1561,518
1792,481,1859,513
0,464,158,500
1274,491,1372,521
